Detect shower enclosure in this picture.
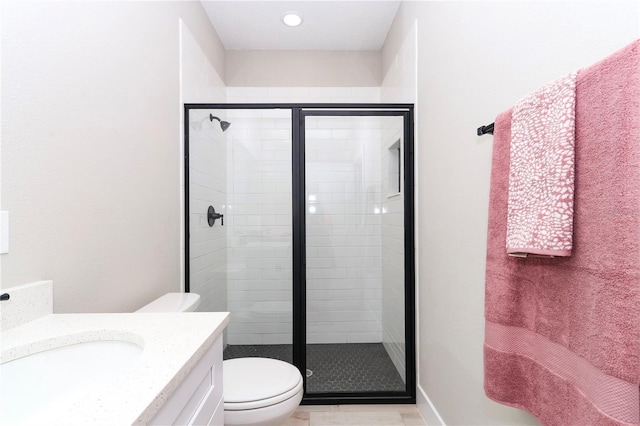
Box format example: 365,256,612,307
185,104,415,404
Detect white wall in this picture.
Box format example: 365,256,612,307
0,1,225,312
226,50,381,87
381,20,417,106
382,1,640,425
226,87,379,104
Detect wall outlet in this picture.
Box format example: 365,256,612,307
1,211,9,254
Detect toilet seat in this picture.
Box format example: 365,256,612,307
223,358,303,411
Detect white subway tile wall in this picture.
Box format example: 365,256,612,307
188,109,227,315
306,116,384,344
380,118,406,382
224,88,383,346
225,108,293,345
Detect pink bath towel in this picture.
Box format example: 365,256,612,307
507,71,578,257
485,39,640,425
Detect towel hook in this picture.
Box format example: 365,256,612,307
477,123,495,136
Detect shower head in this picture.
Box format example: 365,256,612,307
210,114,231,132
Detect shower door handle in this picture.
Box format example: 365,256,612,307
207,206,224,226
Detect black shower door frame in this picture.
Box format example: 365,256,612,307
184,104,416,405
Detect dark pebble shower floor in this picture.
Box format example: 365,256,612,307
223,343,405,393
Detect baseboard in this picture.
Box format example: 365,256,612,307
417,384,446,426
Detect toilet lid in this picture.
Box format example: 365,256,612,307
224,358,303,409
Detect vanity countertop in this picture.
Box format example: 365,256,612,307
0,311,230,425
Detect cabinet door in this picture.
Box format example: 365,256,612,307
150,337,223,425
188,338,223,425
206,398,224,426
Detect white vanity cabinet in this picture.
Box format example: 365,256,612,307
151,336,224,426
1,306,229,425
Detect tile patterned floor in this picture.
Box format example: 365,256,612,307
284,404,427,426
223,343,406,393
223,343,292,363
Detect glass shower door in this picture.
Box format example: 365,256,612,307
302,113,409,395
186,107,294,365
186,104,415,403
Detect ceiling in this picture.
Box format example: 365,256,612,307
200,1,401,51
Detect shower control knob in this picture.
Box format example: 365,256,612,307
207,206,224,227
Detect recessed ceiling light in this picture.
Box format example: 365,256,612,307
282,12,303,27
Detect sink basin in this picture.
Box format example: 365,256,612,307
0,340,143,425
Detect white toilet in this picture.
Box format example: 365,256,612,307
223,357,303,426
136,292,303,426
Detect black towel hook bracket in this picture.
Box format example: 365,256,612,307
477,123,495,136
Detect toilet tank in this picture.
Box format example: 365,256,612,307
135,293,201,313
